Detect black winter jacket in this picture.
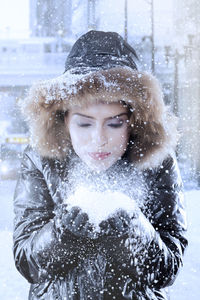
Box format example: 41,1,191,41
13,146,187,300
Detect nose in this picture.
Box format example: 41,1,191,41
91,126,108,148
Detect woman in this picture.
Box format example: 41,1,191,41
13,30,187,300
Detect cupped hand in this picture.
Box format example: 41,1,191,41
60,206,98,239
99,209,131,237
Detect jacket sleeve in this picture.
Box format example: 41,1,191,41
13,148,95,284
99,155,188,291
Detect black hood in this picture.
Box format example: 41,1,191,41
64,30,138,74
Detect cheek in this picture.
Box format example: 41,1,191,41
109,128,129,147
69,126,90,149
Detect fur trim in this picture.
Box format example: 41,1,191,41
20,67,178,169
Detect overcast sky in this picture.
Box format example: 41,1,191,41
0,0,29,38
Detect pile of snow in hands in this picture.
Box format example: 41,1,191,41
62,156,148,231
65,186,139,230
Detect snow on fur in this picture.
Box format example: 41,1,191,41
19,66,178,169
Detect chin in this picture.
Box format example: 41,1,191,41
85,160,114,172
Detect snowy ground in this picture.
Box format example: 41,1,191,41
0,180,199,300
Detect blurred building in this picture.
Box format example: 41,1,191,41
173,0,200,182
0,37,73,134
30,0,72,37
0,0,75,138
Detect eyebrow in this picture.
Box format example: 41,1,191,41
72,112,129,120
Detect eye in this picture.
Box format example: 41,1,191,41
77,123,92,127
107,119,124,128
108,123,123,128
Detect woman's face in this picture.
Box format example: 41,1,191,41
65,102,130,171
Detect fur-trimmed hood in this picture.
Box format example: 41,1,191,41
20,66,177,170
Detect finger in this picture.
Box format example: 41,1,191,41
99,220,108,230
83,222,96,238
109,216,124,233
73,212,89,232
71,206,82,218
99,220,111,235
64,206,81,226
117,210,130,226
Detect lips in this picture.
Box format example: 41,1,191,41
89,152,111,160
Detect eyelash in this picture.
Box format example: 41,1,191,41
108,123,123,128
78,122,124,128
78,124,91,127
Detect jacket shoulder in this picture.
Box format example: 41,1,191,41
154,155,182,189
21,145,44,172
144,154,182,187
